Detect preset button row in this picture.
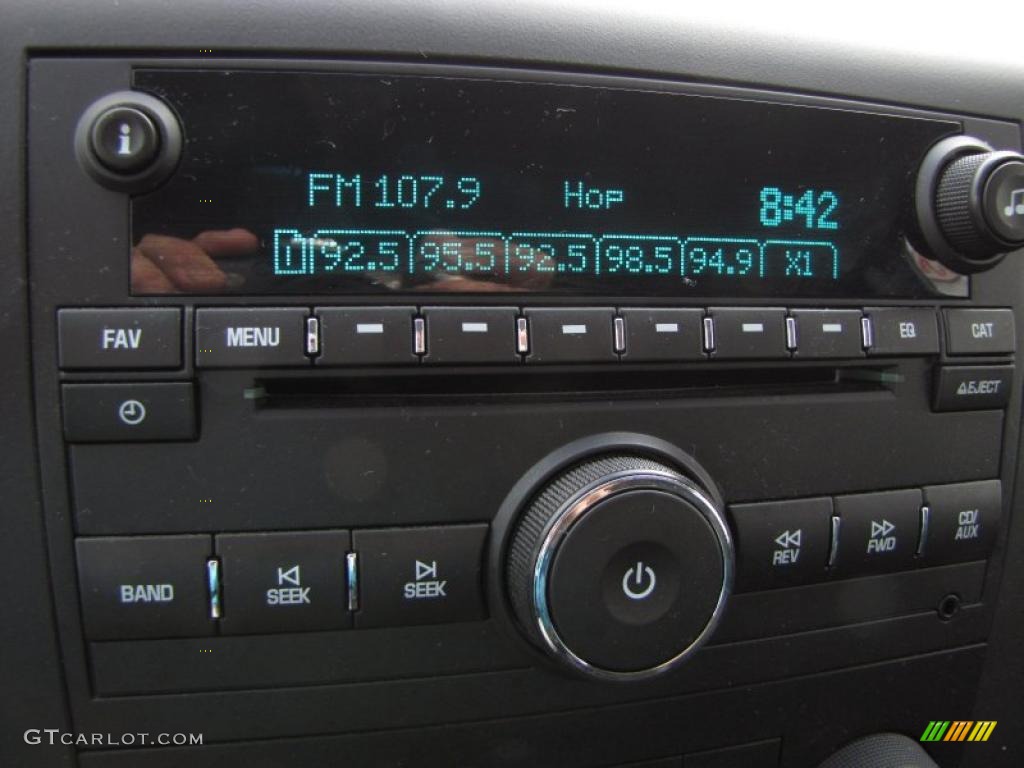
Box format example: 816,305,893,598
729,479,1001,592
76,524,487,641
57,306,1014,369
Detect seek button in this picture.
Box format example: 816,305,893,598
353,524,487,628
216,530,351,634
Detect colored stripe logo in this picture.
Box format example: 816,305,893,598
921,721,996,742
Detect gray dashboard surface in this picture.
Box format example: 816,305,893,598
2,3,1023,767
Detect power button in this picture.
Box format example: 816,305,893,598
621,561,657,601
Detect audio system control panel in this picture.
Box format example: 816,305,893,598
21,56,1024,760
74,479,1000,644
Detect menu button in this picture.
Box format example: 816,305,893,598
196,307,309,367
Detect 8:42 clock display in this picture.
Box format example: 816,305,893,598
759,186,839,231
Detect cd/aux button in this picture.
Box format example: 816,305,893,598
921,480,1001,564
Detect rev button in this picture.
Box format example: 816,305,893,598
352,524,488,628
216,530,351,634
729,497,832,590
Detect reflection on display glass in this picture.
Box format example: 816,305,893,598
131,69,957,297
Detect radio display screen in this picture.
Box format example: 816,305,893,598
130,69,957,297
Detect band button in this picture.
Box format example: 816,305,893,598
76,535,214,640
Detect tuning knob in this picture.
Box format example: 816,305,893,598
916,136,1024,273
505,454,733,681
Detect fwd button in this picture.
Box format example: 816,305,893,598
833,489,922,576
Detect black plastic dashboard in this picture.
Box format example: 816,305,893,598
3,4,1024,768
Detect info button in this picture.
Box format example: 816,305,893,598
353,524,488,628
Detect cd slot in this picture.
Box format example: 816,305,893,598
252,365,892,409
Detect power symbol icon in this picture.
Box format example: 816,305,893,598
621,561,657,600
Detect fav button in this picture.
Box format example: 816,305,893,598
352,524,488,628
76,535,214,640
922,480,1001,564
833,489,922,576
729,497,833,590
58,308,181,369
196,307,309,367
216,530,351,634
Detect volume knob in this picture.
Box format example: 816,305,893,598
505,454,733,681
916,136,1024,273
